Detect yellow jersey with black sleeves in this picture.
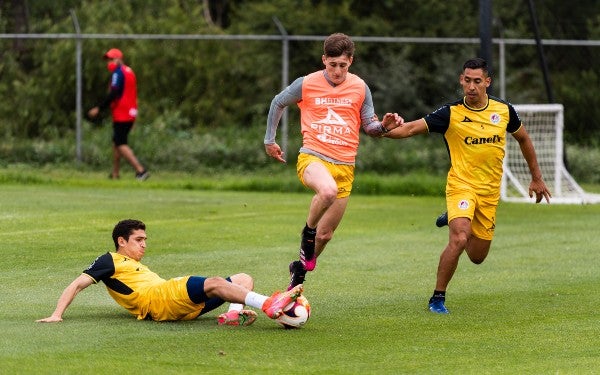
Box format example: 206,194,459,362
83,252,203,321
424,95,522,196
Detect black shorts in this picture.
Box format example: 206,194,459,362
112,121,134,146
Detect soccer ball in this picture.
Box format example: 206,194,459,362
276,295,311,329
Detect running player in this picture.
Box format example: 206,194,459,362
384,58,551,313
264,33,401,290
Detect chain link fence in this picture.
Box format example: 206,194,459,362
1,28,598,161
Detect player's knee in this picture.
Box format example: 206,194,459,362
449,235,468,250
203,276,227,294
318,187,338,206
230,272,254,290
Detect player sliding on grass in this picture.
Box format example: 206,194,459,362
37,219,302,326
384,58,551,314
264,32,402,290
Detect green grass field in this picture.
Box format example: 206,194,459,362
1,179,599,374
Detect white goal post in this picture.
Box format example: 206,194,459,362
501,104,600,204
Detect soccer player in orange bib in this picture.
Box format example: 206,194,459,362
384,58,551,314
37,219,302,325
264,33,401,290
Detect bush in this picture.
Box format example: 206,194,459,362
1,119,598,187
565,145,600,184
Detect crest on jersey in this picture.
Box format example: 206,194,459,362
490,113,501,124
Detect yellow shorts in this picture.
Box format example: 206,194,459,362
446,190,499,240
297,153,355,198
145,276,205,321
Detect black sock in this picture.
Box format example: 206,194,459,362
301,224,316,258
432,290,446,299
303,224,316,236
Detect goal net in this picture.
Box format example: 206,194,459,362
501,104,600,204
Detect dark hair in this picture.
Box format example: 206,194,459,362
463,57,490,76
323,33,354,58
112,219,145,250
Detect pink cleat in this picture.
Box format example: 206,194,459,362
301,256,317,271
262,284,304,319
217,309,257,326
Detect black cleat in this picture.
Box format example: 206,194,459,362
135,170,150,181
435,211,448,227
287,260,307,291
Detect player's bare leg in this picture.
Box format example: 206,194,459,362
115,144,148,180
111,144,121,179
116,144,145,174
313,197,348,259
429,217,471,314
288,198,349,290
289,162,342,290
464,236,491,264
301,162,338,269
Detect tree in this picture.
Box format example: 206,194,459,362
0,0,597,145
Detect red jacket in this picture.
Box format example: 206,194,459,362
110,64,138,122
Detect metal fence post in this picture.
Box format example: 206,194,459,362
273,17,289,158
70,9,83,162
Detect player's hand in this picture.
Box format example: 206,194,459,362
528,179,551,203
265,143,286,163
382,112,404,132
36,316,63,323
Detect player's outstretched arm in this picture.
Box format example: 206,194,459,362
36,274,94,323
384,118,428,139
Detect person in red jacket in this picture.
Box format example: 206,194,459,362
88,48,149,180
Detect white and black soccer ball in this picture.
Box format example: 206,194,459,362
276,295,311,329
